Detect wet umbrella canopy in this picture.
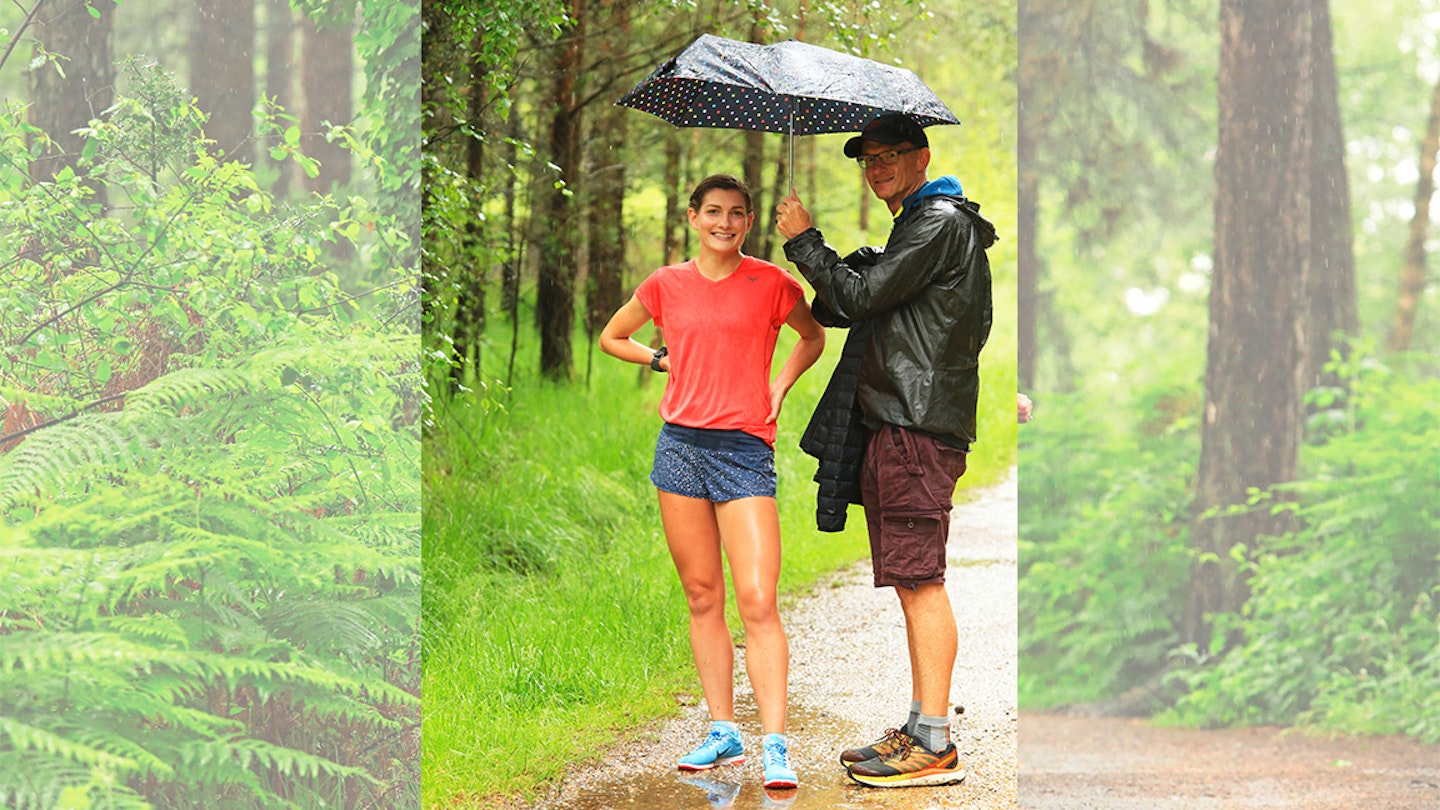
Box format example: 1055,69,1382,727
618,34,959,185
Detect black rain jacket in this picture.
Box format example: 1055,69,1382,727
787,184,995,473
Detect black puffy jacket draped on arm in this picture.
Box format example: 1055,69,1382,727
787,190,996,531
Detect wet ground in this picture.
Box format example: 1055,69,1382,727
1021,712,1440,809
532,470,1020,810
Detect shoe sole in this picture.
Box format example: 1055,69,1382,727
763,777,798,789
847,768,966,788
677,754,745,771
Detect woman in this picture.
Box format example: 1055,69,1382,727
599,174,825,789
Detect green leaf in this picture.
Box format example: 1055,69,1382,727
87,4,101,18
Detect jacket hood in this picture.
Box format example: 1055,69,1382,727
897,175,997,248
896,175,963,219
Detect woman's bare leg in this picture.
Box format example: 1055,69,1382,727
658,490,735,720
715,496,788,735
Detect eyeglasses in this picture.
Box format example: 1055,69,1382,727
855,147,919,169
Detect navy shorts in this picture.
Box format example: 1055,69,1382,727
650,423,777,502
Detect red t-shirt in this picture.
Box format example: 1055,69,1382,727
635,256,804,446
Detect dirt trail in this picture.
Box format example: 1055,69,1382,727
533,469,1020,810
1021,711,1440,808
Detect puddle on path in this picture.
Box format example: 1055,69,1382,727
545,699,970,810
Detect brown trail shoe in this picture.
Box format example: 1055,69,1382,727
838,727,911,765
846,735,966,788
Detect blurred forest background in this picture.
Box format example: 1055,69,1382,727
0,1,419,808
422,0,1015,804
1020,0,1440,741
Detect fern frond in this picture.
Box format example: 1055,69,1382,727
264,600,381,657
98,614,191,648
0,717,138,773
0,752,95,810
0,413,149,511
124,368,254,416
180,736,376,784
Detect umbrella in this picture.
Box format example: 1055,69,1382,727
617,34,958,189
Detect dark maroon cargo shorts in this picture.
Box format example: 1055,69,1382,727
860,424,968,589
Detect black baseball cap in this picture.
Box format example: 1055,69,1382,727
843,113,929,158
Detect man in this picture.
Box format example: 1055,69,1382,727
775,112,995,788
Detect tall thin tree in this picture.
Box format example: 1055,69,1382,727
1390,71,1440,353
1303,0,1357,387
266,0,298,196
301,9,354,193
452,26,489,379
585,0,633,345
535,0,586,380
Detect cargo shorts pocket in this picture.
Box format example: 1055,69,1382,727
878,511,948,583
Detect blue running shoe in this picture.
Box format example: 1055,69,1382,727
761,733,798,789
677,724,745,771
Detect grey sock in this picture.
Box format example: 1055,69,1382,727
915,713,949,753
905,700,922,736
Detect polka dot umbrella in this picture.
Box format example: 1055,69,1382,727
617,34,960,189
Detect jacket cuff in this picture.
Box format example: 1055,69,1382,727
782,227,823,256
782,228,830,277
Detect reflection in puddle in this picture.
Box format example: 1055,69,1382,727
543,699,968,809
543,698,844,808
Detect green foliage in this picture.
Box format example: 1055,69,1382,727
350,0,422,255
0,66,419,808
1018,383,1197,707
1168,358,1440,739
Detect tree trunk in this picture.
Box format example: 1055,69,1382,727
742,131,765,255
419,0,451,331
191,0,256,163
503,108,523,387
453,28,489,381
266,0,297,197
759,139,789,262
585,0,632,339
738,14,767,258
1188,0,1312,654
28,0,116,209
1303,0,1356,389
1390,70,1440,352
663,128,684,266
535,0,586,381
301,12,354,193
502,108,523,323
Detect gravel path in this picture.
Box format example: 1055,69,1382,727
1020,712,1440,809
535,469,1019,810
